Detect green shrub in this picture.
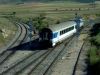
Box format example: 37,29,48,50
89,46,100,65
95,33,100,45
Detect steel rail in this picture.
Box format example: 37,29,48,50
0,21,28,68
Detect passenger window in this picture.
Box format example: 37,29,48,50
64,30,66,33
53,32,58,38
66,29,68,32
67,28,69,32
60,31,62,35
60,26,74,36
62,30,64,34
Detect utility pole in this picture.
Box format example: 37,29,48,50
28,18,34,46
75,13,81,37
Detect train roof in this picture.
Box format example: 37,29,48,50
48,21,76,32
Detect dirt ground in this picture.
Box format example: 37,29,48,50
50,34,88,75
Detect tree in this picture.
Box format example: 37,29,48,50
12,12,16,17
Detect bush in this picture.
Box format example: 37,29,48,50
89,46,100,65
90,23,100,36
95,33,100,45
88,24,100,75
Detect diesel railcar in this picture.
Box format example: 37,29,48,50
39,20,84,47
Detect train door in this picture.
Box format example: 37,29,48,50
39,28,52,41
39,28,52,47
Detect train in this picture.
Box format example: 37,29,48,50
39,19,84,47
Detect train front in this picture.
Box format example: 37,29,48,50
39,28,53,47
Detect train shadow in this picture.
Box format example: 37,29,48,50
8,38,51,51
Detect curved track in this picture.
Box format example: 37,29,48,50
0,33,74,75
0,20,91,75
0,21,28,68
72,26,92,75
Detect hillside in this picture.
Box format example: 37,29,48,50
0,0,98,4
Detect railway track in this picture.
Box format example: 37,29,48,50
29,36,75,75
45,26,91,75
72,26,92,75
0,33,74,75
72,38,88,75
0,20,28,69
0,20,91,75
0,21,28,53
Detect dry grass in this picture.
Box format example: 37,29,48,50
0,1,100,20
0,1,100,47
0,17,17,47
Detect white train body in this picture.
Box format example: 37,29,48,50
39,20,84,47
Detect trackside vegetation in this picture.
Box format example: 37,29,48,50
0,1,100,48
10,13,62,31
88,23,100,75
0,17,17,47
